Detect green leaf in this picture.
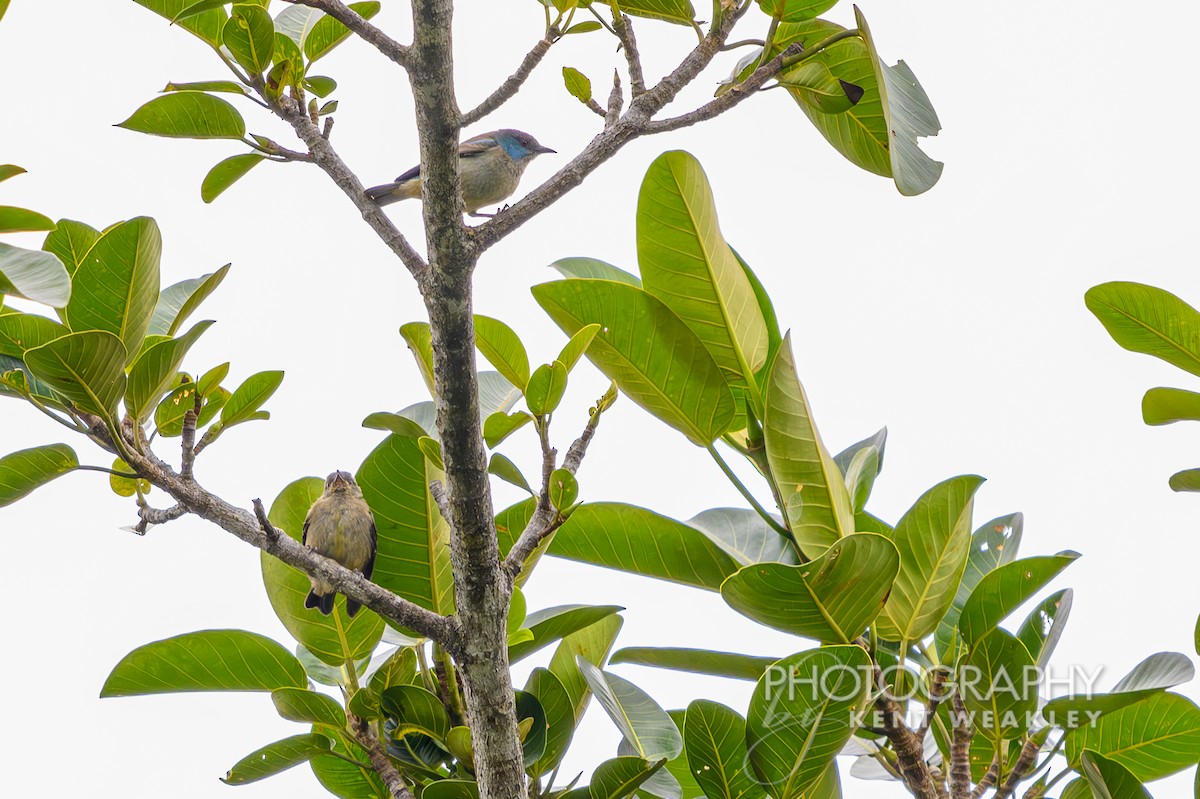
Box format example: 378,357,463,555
382,684,451,741
638,151,768,397
686,508,794,566
484,410,533,448
611,647,776,681
1046,652,1196,729
547,502,740,591
1169,469,1200,492
757,0,838,22
876,474,984,642
1141,386,1200,425
221,369,284,427
526,667,576,775
357,434,455,615
778,59,863,115
587,0,695,25
960,628,1038,741
109,457,149,498
261,477,385,666
272,687,347,728
564,20,602,34
148,264,231,337
527,361,568,414
201,153,266,203
763,332,854,557
126,320,214,421
1016,588,1072,669
516,689,549,766
510,604,624,664
1086,282,1200,378
563,67,593,103
1065,692,1200,781
274,3,323,46
720,533,900,643
163,79,250,96
0,206,55,234
221,734,334,785
62,216,161,361
132,0,228,49
424,781,481,799
305,75,338,96
557,323,601,372
549,467,578,511
0,243,71,307
25,331,127,422
42,219,100,279
0,311,68,358
550,257,642,286
578,659,682,759
475,314,531,390
1079,750,1153,799
534,279,735,445
832,428,886,513
0,444,78,508
684,700,765,799
304,1,381,62
117,92,246,139
549,614,623,723
101,629,307,696
489,453,534,494
957,552,1078,645
0,165,25,183
223,5,274,74
400,321,437,397
310,730,386,798
746,646,869,799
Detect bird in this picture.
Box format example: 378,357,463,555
365,129,556,217
302,470,377,617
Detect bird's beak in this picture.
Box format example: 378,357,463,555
332,472,350,489
535,144,556,154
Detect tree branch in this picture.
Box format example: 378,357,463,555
349,711,416,799
872,661,946,799
122,446,460,646
914,667,950,743
135,502,187,534
992,737,1041,799
281,0,409,67
461,36,554,126
613,14,646,97
950,693,973,799
180,390,201,479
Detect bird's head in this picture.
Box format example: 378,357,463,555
324,470,361,496
496,129,555,162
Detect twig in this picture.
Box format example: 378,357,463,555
537,417,558,513
969,761,999,799
429,479,451,523
180,391,201,479
461,37,554,126
584,97,607,118
280,0,409,67
992,737,1041,799
872,659,947,799
135,502,187,534
349,711,416,799
252,498,279,542
950,693,973,799
915,667,950,742
613,14,646,97
605,70,624,128
721,38,765,51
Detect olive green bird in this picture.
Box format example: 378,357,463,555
302,470,377,617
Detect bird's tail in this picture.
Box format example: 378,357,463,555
364,181,417,206
305,589,335,615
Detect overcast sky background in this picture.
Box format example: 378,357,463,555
2,1,1199,796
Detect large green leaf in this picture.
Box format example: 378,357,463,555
42,219,100,279
549,614,623,723
272,687,347,728
0,206,55,234
526,667,576,775
1087,282,1200,378
510,604,624,663
960,628,1038,741
202,153,266,203
132,0,228,48
587,0,695,26
24,330,127,422
578,659,683,759
638,151,768,394
1065,692,1200,781
611,648,777,682
304,1,381,62
762,332,854,557
125,320,214,421
223,4,274,75
592,757,670,799
221,734,334,785
0,443,78,508
721,533,899,643
0,242,70,307
746,645,869,799
1046,652,1196,729
117,92,247,139
62,216,161,361
957,552,1078,645
876,474,984,642
547,502,740,591
357,434,455,615
686,508,796,566
101,629,307,696
1079,750,1152,799
0,311,68,358
475,314,531,390
261,477,385,667
147,264,231,337
274,3,324,46
684,700,765,799
550,257,642,286
533,278,735,445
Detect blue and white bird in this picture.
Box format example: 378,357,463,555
366,129,556,217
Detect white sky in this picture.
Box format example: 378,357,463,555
2,1,1199,797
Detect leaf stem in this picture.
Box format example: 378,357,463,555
705,443,792,539
76,464,139,479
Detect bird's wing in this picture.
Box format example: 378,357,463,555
362,521,377,581
391,163,421,183
459,134,498,158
